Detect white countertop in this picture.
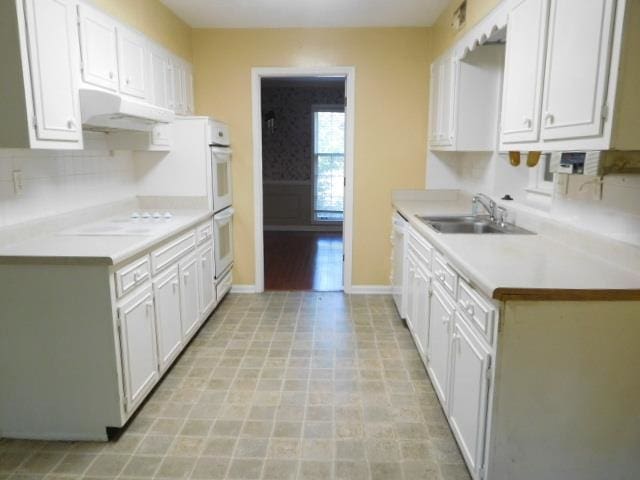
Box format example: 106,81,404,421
394,191,640,301
0,209,212,266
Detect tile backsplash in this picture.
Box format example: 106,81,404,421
0,141,136,229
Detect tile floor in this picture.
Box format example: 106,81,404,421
0,292,470,480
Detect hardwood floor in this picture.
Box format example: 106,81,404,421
264,231,343,291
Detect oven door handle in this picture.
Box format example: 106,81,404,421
214,208,235,221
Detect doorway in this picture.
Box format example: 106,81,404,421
251,67,355,293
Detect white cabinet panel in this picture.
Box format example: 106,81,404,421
405,252,417,334
179,254,200,340
429,55,457,148
427,282,454,407
198,245,216,316
185,64,194,114
541,0,615,140
23,0,82,144
117,27,147,99
118,288,159,411
149,47,168,108
153,266,182,371
412,263,431,363
78,4,118,91
448,314,491,477
173,59,186,114
500,0,549,144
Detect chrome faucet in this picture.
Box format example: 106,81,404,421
472,193,496,221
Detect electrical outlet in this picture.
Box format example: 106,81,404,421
12,170,23,195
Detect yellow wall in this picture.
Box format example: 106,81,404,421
192,28,432,286
88,0,192,60
432,0,501,57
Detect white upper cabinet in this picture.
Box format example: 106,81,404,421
117,26,147,99
0,0,82,149
77,4,119,91
541,0,615,141
429,54,457,148
500,0,549,144
185,63,195,115
23,0,82,144
149,47,169,108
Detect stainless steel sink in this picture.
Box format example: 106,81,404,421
418,215,536,235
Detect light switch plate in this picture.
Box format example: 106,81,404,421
12,170,23,195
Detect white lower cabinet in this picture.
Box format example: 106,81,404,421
179,253,200,340
198,245,216,316
410,260,431,363
402,220,496,480
117,288,159,411
427,281,455,407
153,266,182,371
448,313,492,477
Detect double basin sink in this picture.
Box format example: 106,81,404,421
418,215,535,235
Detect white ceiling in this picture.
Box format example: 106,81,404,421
159,0,450,28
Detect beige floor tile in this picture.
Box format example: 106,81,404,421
191,456,230,479
84,453,129,477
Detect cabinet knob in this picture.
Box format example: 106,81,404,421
522,117,532,128
544,112,554,125
67,119,75,130
126,77,131,85
109,71,114,79
441,315,450,325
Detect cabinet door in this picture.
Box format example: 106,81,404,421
448,314,492,477
185,64,194,115
165,61,176,111
428,63,441,145
500,0,549,144
541,0,615,140
405,253,417,333
179,254,200,340
153,266,182,371
198,245,216,316
117,27,147,99
78,5,118,91
150,124,171,147
149,48,168,108
427,283,454,407
438,57,457,147
118,289,159,411
413,264,431,363
173,60,186,114
23,0,82,143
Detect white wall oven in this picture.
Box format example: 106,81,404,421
210,120,232,214
213,207,234,279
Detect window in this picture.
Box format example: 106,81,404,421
527,152,554,195
313,106,345,223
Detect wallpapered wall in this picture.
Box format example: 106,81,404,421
261,84,345,182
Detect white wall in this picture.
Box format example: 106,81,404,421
0,135,136,229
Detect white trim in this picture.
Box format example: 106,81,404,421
349,285,393,295
252,66,356,294
231,284,257,294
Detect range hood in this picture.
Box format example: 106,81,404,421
79,88,174,132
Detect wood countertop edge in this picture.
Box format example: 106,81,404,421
493,288,640,302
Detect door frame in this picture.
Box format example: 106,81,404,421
251,66,356,293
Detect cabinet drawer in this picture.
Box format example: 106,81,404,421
151,230,196,274
197,220,213,245
407,228,433,269
433,252,457,298
115,256,151,298
216,269,232,299
456,279,496,344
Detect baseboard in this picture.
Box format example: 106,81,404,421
264,225,343,232
231,284,257,293
348,285,392,295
